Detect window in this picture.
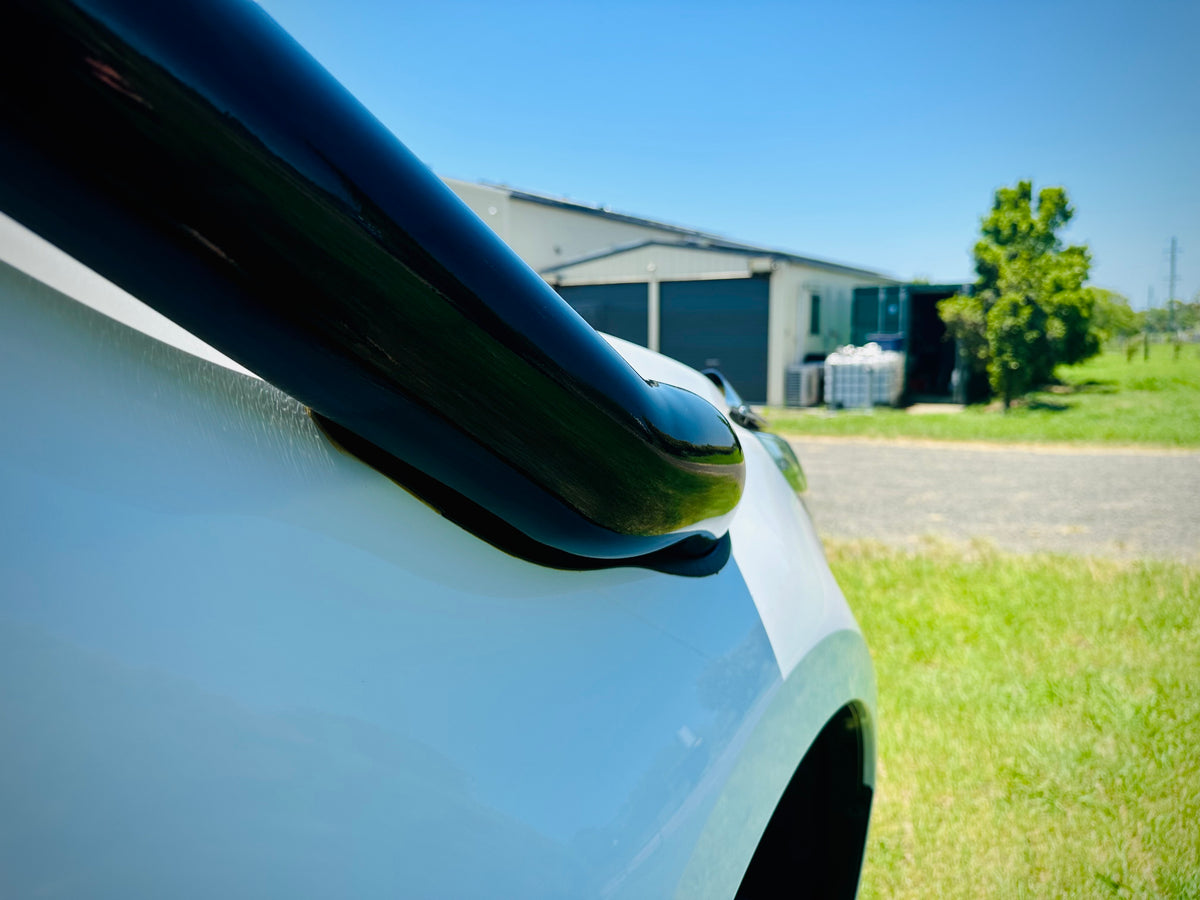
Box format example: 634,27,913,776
809,294,821,336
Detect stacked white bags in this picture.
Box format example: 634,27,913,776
823,343,905,408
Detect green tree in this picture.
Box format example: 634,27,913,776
1145,299,1200,333
939,181,1102,408
985,294,1051,407
1090,289,1141,342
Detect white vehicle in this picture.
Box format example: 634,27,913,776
0,0,875,896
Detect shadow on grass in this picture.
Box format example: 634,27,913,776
1026,399,1071,412
1093,871,1131,895
1048,379,1119,395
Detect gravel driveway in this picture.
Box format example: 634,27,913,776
790,437,1200,562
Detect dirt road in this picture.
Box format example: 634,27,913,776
789,437,1200,561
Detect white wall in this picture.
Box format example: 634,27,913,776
796,272,886,359
445,180,513,245
506,203,681,273
549,244,758,284
766,266,888,405
444,179,673,273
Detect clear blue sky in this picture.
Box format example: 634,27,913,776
257,0,1197,308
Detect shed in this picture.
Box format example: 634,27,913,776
446,179,896,405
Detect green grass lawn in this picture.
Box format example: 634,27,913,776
763,347,1200,447
827,539,1200,898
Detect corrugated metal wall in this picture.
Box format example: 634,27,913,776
660,277,769,402
556,283,649,346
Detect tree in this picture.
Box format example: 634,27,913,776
985,294,1051,406
1144,298,1200,334
1090,289,1141,342
939,181,1102,408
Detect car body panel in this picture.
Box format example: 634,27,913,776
0,223,874,895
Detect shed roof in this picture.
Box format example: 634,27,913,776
489,183,896,282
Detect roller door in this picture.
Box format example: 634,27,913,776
556,283,648,346
660,277,769,403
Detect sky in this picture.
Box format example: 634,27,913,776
255,0,1199,309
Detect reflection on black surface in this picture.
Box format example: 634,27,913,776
753,432,808,494
0,0,743,568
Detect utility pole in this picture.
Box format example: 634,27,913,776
1145,286,1153,361
1167,237,1178,334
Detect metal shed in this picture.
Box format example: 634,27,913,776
446,179,896,405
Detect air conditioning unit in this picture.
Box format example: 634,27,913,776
785,363,824,407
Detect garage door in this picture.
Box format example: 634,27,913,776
660,277,769,403
556,283,648,346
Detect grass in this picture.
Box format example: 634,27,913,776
762,347,1200,447
826,539,1200,898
